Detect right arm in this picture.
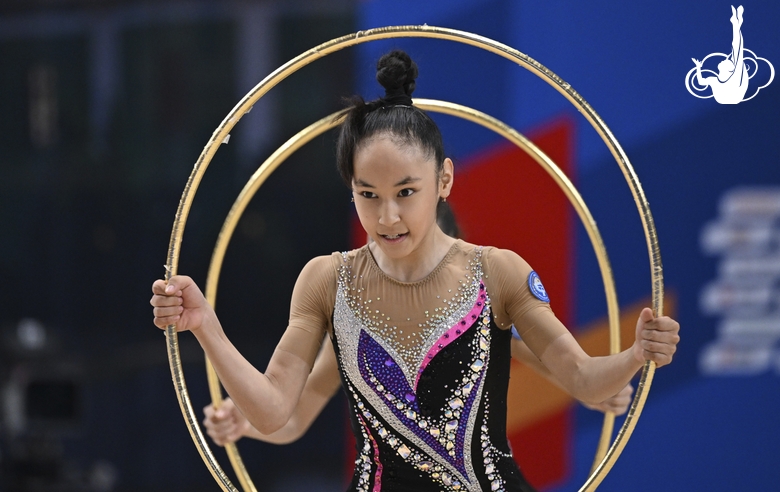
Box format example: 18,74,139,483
150,256,334,435
204,335,341,445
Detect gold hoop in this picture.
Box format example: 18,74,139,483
164,25,662,492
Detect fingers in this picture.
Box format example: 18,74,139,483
638,307,654,324
587,383,634,415
636,310,680,368
202,399,242,446
150,278,184,309
599,399,624,414
619,383,634,398
151,276,190,296
150,276,195,329
150,295,183,322
150,296,183,328
151,311,181,329
607,384,634,415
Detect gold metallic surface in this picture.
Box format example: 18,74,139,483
164,325,237,491
164,25,662,491
205,358,256,492
201,112,347,492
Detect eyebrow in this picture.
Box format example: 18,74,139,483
354,176,421,188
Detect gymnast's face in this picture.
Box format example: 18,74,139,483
352,134,453,261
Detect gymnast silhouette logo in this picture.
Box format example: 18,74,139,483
685,5,774,104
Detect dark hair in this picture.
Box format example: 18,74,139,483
335,50,446,187
436,201,461,239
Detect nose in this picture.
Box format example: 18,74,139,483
378,199,400,226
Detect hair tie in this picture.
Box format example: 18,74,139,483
382,87,413,107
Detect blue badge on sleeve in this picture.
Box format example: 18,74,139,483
528,271,550,303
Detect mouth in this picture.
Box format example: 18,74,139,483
379,233,408,242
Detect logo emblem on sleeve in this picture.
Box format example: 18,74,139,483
528,271,550,303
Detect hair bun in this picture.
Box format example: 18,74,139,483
376,50,418,98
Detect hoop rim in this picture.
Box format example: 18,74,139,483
163,25,662,492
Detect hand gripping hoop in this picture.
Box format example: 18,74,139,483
163,25,663,492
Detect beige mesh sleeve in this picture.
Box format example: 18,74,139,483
483,247,569,358
275,254,338,366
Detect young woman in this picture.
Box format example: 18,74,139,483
151,50,679,492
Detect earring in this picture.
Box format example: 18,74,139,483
351,197,355,203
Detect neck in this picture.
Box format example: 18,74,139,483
369,229,456,282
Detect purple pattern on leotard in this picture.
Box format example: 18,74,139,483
356,310,487,479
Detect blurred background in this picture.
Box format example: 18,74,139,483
1,0,778,491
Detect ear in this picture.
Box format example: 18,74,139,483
439,158,454,199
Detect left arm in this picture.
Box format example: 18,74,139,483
203,335,341,446
485,247,679,406
512,334,634,414
532,307,678,405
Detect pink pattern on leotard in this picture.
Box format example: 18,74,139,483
414,281,487,389
357,413,383,491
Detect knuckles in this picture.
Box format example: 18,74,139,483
151,275,192,295
644,348,674,366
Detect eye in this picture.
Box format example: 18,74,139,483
359,191,377,199
398,188,415,197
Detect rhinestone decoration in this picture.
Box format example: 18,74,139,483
479,399,506,492
354,412,376,492
350,383,463,491
333,247,518,491
335,249,485,390
356,310,489,479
